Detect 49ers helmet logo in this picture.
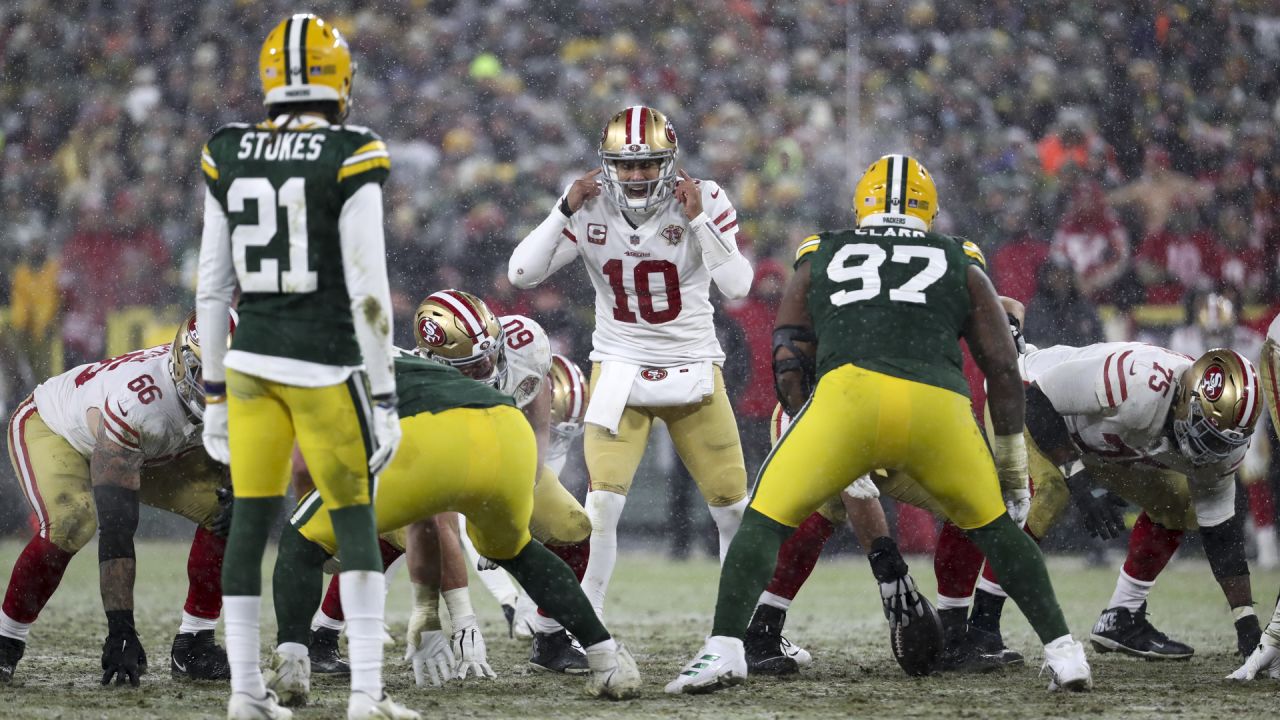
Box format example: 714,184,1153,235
640,368,668,381
665,123,677,144
418,318,446,347
1201,365,1226,401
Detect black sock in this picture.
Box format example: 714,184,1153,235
968,588,1008,634
498,540,609,647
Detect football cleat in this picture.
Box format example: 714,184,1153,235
529,630,589,675
347,691,420,720
585,643,641,700
1089,602,1193,660
171,630,231,680
227,690,293,720
967,626,1025,667
743,604,801,676
1040,638,1093,692
264,649,310,707
0,636,24,682
309,627,350,675
665,636,748,695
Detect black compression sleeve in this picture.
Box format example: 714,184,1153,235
93,486,139,562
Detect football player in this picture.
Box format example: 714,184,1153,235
956,342,1263,661
1,311,234,685
195,14,409,720
666,154,1091,695
509,106,754,620
266,352,640,702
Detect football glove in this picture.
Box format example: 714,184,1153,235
1003,487,1031,527
201,401,230,464
879,575,926,628
845,474,880,500
449,617,496,680
405,629,453,687
1065,469,1126,540
101,612,145,687
1228,636,1280,680
368,394,401,476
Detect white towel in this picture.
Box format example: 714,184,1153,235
584,361,639,434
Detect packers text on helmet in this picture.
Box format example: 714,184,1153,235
853,154,939,231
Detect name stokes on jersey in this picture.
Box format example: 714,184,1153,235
236,131,326,162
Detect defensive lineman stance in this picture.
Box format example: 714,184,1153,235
509,105,754,619
196,14,410,720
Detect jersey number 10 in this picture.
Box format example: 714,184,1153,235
228,177,318,294
603,259,682,324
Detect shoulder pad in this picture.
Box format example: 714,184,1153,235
958,238,986,268
339,124,382,140
795,234,822,263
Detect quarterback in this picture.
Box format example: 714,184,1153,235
666,154,1091,694
509,105,754,620
1,312,233,685
195,13,408,720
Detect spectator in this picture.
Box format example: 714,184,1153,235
1026,257,1105,348
1108,145,1211,236
1134,198,1223,304
1050,182,1131,304
990,210,1050,304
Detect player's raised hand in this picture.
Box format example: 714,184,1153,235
566,168,603,213
674,169,702,220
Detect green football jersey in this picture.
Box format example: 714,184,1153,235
200,120,390,366
795,224,987,397
394,355,515,418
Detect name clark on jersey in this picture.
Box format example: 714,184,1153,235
237,131,326,162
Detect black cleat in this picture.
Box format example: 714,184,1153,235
170,630,230,681
967,625,1024,667
309,627,350,675
529,629,589,675
502,604,517,639
1090,602,1193,660
0,636,25,682
744,604,801,676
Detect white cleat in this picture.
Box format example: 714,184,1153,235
780,635,813,666
664,636,748,695
347,691,421,720
1041,638,1093,692
264,649,311,707
227,690,294,720
585,643,641,700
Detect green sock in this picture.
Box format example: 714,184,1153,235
273,523,329,646
966,515,1069,643
222,497,281,596
329,503,382,573
497,540,610,647
711,508,792,638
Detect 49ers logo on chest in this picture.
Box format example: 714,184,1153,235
418,318,447,347
661,225,684,246
1201,364,1226,401
640,368,668,381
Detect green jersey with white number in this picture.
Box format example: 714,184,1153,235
200,120,390,367
794,224,987,397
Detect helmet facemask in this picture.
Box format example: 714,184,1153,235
600,152,678,213
172,346,205,420
1172,349,1260,467
1173,398,1251,467
598,105,680,213
414,289,507,389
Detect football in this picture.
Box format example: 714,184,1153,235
889,594,945,676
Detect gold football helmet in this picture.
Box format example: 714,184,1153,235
1261,338,1280,435
260,14,355,116
853,154,939,231
1173,348,1261,466
598,105,679,211
548,354,589,436
171,308,238,420
414,290,506,386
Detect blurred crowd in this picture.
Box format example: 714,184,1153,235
2,1,1280,542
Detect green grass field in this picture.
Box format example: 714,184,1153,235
0,540,1276,719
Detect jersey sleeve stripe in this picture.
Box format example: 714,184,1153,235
101,421,141,450
350,140,388,158
795,236,821,262
719,219,739,233
102,403,140,439
201,154,219,181
1230,349,1260,426
1102,353,1117,407
342,148,390,166
336,156,391,182
962,241,986,267
713,209,733,224
562,228,577,243
1115,350,1132,401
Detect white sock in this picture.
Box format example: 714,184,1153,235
0,610,32,643
224,595,265,697
458,517,520,607
758,590,792,611
276,641,308,659
977,576,1008,598
179,610,218,635
935,595,972,611
531,611,564,635
1044,633,1075,651
1106,569,1154,612
583,637,619,672
340,570,386,699
708,498,749,565
311,610,345,633
582,490,627,617
442,588,474,628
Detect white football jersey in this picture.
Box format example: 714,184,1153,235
1022,342,1246,480
497,315,552,409
32,345,201,462
563,180,739,365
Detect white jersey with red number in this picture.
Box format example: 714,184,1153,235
563,180,739,365
1021,342,1247,481
497,314,552,409
31,345,200,462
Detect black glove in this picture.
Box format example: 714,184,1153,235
1065,470,1127,540
101,611,145,686
1236,614,1263,658
211,486,233,539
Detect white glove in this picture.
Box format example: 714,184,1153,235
202,402,230,464
879,574,926,628
449,616,496,680
1228,637,1280,681
845,474,880,500
368,395,402,476
406,629,454,687
1003,487,1031,527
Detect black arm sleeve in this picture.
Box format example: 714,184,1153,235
1024,385,1077,463
93,486,139,562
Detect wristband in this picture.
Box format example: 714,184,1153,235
991,433,1028,490
559,196,574,218
1233,606,1257,622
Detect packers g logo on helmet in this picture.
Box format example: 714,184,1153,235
853,154,939,231
260,14,355,115
1172,348,1261,467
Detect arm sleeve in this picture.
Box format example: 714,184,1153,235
195,188,235,387
339,183,396,397
691,186,752,299
508,200,578,289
